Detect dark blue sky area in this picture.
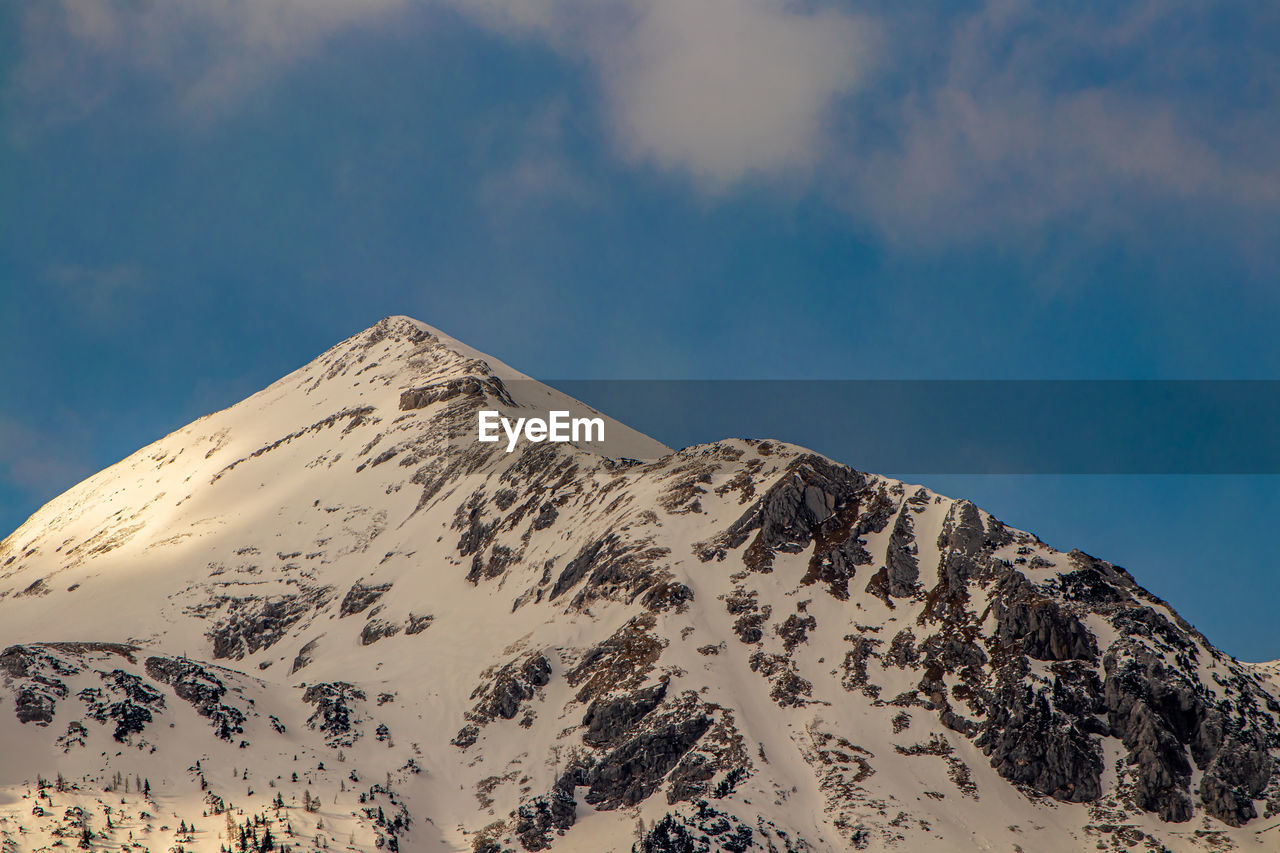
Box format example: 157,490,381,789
2,2,1279,658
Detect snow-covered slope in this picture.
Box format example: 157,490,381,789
0,316,1277,853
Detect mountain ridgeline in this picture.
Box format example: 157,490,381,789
0,316,1276,852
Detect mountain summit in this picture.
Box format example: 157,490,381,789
1,316,1277,852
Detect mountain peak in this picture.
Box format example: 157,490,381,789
0,321,1276,852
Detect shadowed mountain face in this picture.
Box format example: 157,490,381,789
0,316,1276,852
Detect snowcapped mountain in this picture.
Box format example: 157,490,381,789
1,315,1277,852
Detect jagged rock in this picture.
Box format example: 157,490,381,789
145,656,245,740
1112,607,1194,652
476,653,552,722
1055,567,1132,606
531,502,558,530
404,613,434,635
582,680,668,748
666,752,716,804
468,543,516,583
582,712,713,809
515,773,578,851
1199,736,1273,826
995,573,1097,662
884,629,920,669
550,536,617,600
841,635,880,692
360,619,401,645
454,494,496,559
566,615,664,702
398,376,509,411
78,669,164,742
291,637,320,673
640,581,694,613
1,646,74,725
1103,651,1204,822
303,681,366,745
207,588,333,660
885,509,920,596
721,455,872,572
977,682,1102,802
776,613,816,652
340,581,392,617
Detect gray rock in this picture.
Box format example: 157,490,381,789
582,681,669,748
885,509,920,597
977,683,1103,803
582,713,713,809
339,581,392,617
996,573,1097,662
145,656,245,740
302,681,366,745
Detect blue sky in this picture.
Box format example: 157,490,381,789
2,1,1279,658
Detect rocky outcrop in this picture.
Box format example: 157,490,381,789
720,456,883,582
1199,736,1272,826
995,573,1097,662
145,656,246,740
398,376,512,411
474,653,551,722
514,774,578,851
884,508,921,597
454,651,553,748
582,711,713,809
582,680,668,748
78,669,164,742
977,682,1103,802
303,681,366,746
207,587,333,660
340,581,392,617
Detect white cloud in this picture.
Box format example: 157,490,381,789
11,0,1280,244
590,0,876,187
13,0,408,123
833,2,1280,242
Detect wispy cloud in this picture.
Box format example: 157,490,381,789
11,0,408,126
44,262,147,320
11,0,1280,243
476,98,598,218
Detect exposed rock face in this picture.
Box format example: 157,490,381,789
514,775,578,851
582,711,714,809
996,573,1097,662
340,581,392,617
78,669,164,742
454,651,553,749
720,455,878,578
978,682,1103,802
1199,736,1272,826
207,587,333,660
475,652,552,722
303,681,366,746
582,680,668,748
145,655,246,740
399,376,513,411
884,508,921,597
